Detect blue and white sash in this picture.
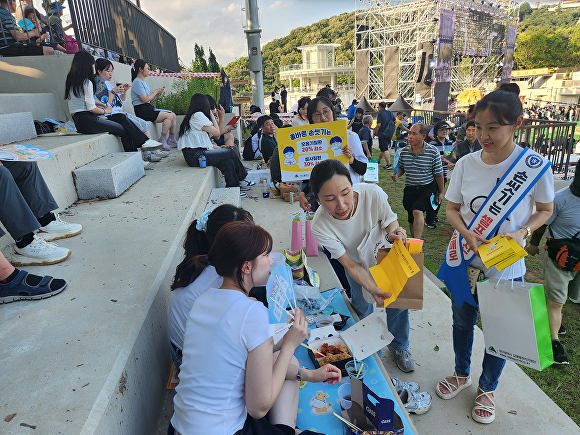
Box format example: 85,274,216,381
437,147,551,307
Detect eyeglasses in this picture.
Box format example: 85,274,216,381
311,108,333,120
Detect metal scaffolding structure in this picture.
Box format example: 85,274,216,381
355,0,520,105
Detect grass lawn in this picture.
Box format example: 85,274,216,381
374,150,580,426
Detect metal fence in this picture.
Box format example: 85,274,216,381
408,110,577,177
68,0,179,71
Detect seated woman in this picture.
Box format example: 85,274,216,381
177,94,248,196
131,59,178,150
205,95,241,159
168,204,253,367
169,221,341,435
94,58,166,161
65,51,159,153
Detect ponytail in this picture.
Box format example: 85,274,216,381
132,59,146,82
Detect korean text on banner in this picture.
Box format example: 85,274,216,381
277,120,349,182
369,240,420,307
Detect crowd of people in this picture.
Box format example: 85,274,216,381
524,103,579,122
1,39,576,432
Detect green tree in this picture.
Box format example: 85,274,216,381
193,43,209,72
208,49,220,73
514,32,568,69
519,2,532,22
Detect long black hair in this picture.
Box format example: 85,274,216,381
171,205,253,290
192,222,272,294
131,59,147,82
64,51,96,99
178,93,213,139
473,90,523,126
307,96,337,124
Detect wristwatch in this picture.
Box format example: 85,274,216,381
297,366,303,381
521,226,531,239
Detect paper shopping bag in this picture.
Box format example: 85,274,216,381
304,211,318,257
290,211,303,251
478,278,554,371
368,240,420,306
377,248,424,310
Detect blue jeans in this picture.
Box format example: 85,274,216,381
452,276,523,392
345,272,410,351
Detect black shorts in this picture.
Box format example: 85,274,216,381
378,136,391,152
403,181,437,223
168,416,300,435
0,43,43,57
133,103,160,122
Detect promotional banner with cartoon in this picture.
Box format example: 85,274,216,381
277,120,349,182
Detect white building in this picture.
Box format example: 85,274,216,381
278,44,356,110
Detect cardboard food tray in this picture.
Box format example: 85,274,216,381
307,335,353,375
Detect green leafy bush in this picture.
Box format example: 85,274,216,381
154,77,220,115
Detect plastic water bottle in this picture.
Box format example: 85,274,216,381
198,153,206,168
262,180,269,198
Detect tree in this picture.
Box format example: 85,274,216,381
208,49,220,73
193,43,209,72
514,32,568,69
519,2,532,22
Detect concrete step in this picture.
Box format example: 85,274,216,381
0,112,36,145
73,152,145,200
0,152,218,435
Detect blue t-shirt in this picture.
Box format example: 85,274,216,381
376,109,394,134
347,104,356,119
0,7,17,45
131,78,151,106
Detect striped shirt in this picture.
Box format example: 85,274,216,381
398,142,443,186
0,7,17,45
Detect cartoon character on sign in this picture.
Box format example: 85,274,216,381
282,146,297,166
329,136,343,156
309,390,333,415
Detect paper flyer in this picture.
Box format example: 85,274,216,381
369,240,420,307
266,263,295,324
0,144,53,162
277,120,349,182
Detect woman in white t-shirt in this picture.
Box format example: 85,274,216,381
177,94,248,194
169,221,341,435
290,96,310,127
310,159,417,376
168,204,253,367
436,90,554,424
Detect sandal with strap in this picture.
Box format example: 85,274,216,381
0,269,67,304
472,389,495,424
436,372,472,400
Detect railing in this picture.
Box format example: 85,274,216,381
280,61,354,73
516,118,577,177
68,0,179,71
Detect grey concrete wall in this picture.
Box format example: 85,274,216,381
0,56,181,121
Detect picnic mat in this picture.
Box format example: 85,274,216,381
294,294,415,434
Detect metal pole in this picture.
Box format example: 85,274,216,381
244,0,264,109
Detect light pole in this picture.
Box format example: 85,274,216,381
244,0,264,109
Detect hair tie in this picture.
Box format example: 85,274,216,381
195,210,212,232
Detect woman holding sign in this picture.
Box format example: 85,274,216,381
436,90,553,424
298,96,368,211
310,159,416,374
169,222,341,435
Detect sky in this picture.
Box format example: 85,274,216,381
137,0,356,68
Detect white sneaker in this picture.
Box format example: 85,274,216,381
153,149,170,158
35,214,82,241
11,236,71,266
141,139,162,151
142,151,161,162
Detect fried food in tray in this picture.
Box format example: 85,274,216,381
316,342,350,366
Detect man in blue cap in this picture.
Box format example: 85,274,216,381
47,0,70,44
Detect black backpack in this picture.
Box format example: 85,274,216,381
380,113,396,141
243,131,260,161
